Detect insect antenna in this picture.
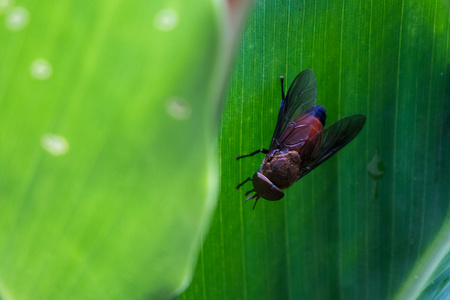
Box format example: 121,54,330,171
235,177,252,189
280,76,285,99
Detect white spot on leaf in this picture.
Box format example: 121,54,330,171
154,9,178,31
41,134,69,156
5,7,29,30
30,58,53,80
0,0,14,13
166,97,191,120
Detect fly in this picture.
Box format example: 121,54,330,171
236,69,366,209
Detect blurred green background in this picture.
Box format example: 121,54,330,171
1,0,449,299
0,0,229,299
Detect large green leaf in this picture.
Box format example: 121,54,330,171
0,0,248,298
182,0,450,299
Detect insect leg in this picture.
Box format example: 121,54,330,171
280,76,285,100
252,197,260,210
244,194,260,210
244,189,255,196
235,177,252,189
236,149,268,160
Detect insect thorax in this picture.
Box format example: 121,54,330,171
260,151,301,189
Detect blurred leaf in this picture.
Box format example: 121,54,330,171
181,0,450,299
415,223,450,299
0,0,244,299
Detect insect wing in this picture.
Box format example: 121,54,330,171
269,69,317,151
298,114,366,179
275,107,319,152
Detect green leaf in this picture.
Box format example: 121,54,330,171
0,0,245,298
181,0,450,299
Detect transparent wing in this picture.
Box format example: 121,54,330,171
298,114,366,179
269,69,317,151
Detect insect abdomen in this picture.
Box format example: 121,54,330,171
300,107,326,161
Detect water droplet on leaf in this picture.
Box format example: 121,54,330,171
41,134,69,156
5,6,29,30
30,58,53,80
367,151,385,179
166,97,191,120
154,9,178,31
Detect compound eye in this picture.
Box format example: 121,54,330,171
252,172,284,201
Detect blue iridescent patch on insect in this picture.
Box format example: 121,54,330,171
315,105,326,126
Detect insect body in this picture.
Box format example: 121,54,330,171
236,69,366,209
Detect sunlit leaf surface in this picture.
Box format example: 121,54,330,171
182,0,450,299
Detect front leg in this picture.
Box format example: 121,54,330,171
235,177,252,189
236,149,268,160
